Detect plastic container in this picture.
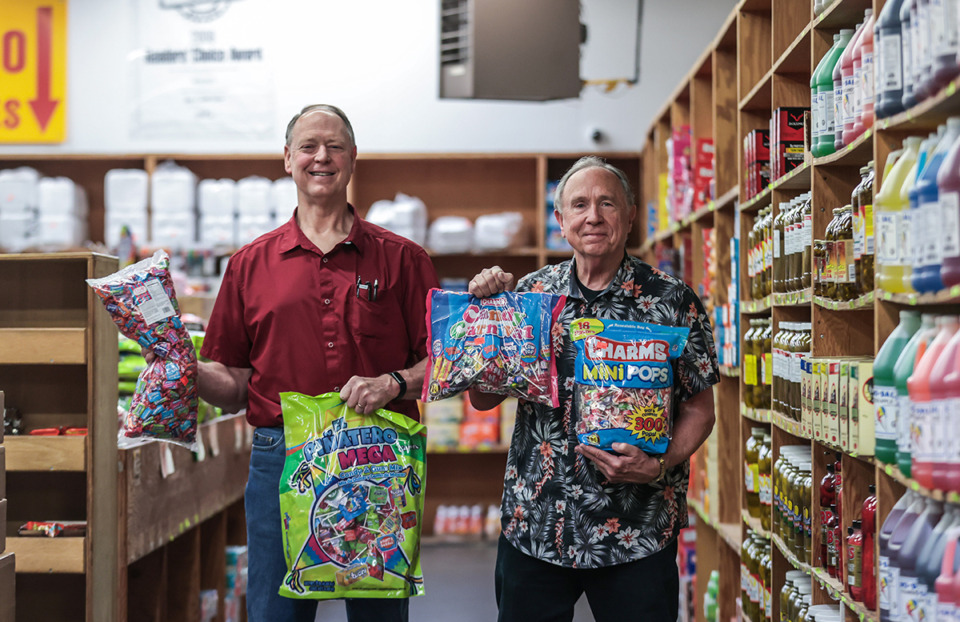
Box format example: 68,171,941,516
903,130,943,292
902,0,920,110
862,484,878,608
931,0,960,90
935,527,960,622
876,137,921,292
839,19,867,150
927,325,960,491
913,118,960,293
848,520,864,601
879,490,924,620
820,462,837,568
814,31,854,157
917,505,960,621
907,316,959,482
893,313,939,477
851,10,877,141
914,0,934,102
876,0,907,118
896,498,944,622
938,326,960,492
938,127,960,287
874,310,922,463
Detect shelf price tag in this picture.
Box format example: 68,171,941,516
0,1,67,143
208,424,220,457
160,445,175,479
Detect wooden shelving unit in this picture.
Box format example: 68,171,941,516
0,390,12,622
0,253,250,622
637,0,960,621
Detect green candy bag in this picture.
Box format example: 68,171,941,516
279,392,426,600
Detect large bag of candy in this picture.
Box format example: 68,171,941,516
278,392,425,599
570,318,689,454
87,250,199,450
423,289,565,407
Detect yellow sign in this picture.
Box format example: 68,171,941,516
0,1,67,143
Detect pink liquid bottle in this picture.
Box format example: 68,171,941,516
938,527,960,621
937,125,960,288
925,319,960,491
863,484,878,609
908,316,960,488
852,9,877,140
938,328,960,493
838,19,866,150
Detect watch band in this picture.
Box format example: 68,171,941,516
388,371,407,399
653,456,667,483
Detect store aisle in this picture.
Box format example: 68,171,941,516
314,541,595,621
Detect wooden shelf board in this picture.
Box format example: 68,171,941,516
741,404,772,424
739,0,771,13
814,291,875,311
812,128,873,168
689,498,741,550
720,366,741,378
123,414,251,564
875,458,960,504
4,436,85,472
814,0,872,29
6,535,85,573
741,509,771,538
877,76,960,133
0,328,86,365
877,285,960,306
772,24,811,76
772,410,809,439
739,163,811,213
740,295,773,313
773,288,813,307
739,69,773,112
716,186,739,210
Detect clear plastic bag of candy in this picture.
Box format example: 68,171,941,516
422,289,565,407
570,318,689,454
278,392,425,600
87,250,199,450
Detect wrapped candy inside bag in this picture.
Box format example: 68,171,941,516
570,318,689,454
87,250,199,450
423,289,565,407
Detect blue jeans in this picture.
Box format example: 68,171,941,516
246,426,409,622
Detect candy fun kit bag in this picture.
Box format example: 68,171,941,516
279,393,426,600
423,290,565,407
570,318,689,453
87,250,199,449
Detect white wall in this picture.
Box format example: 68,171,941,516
0,0,737,155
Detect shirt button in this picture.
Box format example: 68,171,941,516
328,342,334,348
325,299,331,305
334,386,340,391
322,257,328,263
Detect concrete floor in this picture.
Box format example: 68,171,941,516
313,541,595,621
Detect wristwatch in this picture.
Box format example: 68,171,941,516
653,456,667,483
388,371,407,399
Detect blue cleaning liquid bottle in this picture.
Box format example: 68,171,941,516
913,119,960,293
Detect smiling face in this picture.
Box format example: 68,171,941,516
555,166,636,261
283,110,357,206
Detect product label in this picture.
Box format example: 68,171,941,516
135,278,177,326
945,0,960,54
824,89,836,134
842,74,856,127
897,394,913,453
834,84,844,132
763,352,772,386
899,576,926,622
813,91,822,140
875,384,899,441
865,202,875,254
940,191,960,259
918,4,931,81
745,462,758,493
862,47,875,106
759,473,772,506
901,211,913,266
745,354,758,386
951,397,960,465
880,32,903,90
848,542,862,587
902,28,913,91
922,200,943,266
880,555,892,610
854,207,864,260
877,212,900,265
853,61,864,120
913,401,939,461
774,229,781,259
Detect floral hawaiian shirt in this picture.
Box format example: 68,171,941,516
501,254,720,568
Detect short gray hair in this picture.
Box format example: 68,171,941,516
285,104,356,148
554,156,635,212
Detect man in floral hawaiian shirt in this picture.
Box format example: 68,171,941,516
468,156,719,622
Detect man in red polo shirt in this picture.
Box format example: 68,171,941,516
199,104,438,622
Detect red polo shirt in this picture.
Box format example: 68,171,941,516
200,207,439,427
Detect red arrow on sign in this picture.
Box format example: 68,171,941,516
29,6,59,132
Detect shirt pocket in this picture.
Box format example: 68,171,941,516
354,291,406,344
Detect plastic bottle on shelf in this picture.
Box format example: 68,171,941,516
814,31,853,158
826,502,841,578
917,504,960,621
863,484,879,608
929,0,960,92
913,118,960,293
938,327,960,493
936,527,960,622
927,325,960,491
834,452,843,559
876,0,907,118
896,498,945,622
848,520,864,601
893,313,939,477
937,126,960,287
877,137,922,292
839,19,867,150
879,490,924,620
875,310,922,463
908,316,960,482
903,0,920,110
904,130,943,292
851,9,877,141
914,0,934,103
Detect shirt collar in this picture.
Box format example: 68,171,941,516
565,254,632,300
277,204,366,254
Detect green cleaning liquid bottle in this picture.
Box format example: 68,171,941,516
875,310,922,463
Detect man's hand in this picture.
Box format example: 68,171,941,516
468,266,514,298
575,442,663,485
340,374,399,415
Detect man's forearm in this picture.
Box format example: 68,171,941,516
198,361,251,414
662,386,716,470
396,358,429,400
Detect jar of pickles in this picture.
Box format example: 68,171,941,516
745,427,764,519
826,206,856,301
759,433,772,531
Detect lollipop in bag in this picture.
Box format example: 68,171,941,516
87,250,199,449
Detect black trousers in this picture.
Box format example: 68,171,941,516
494,534,679,622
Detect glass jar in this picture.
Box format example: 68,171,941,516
858,164,876,294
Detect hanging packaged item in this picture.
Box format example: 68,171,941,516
278,393,425,600
423,290,565,407
569,318,689,453
86,250,199,449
